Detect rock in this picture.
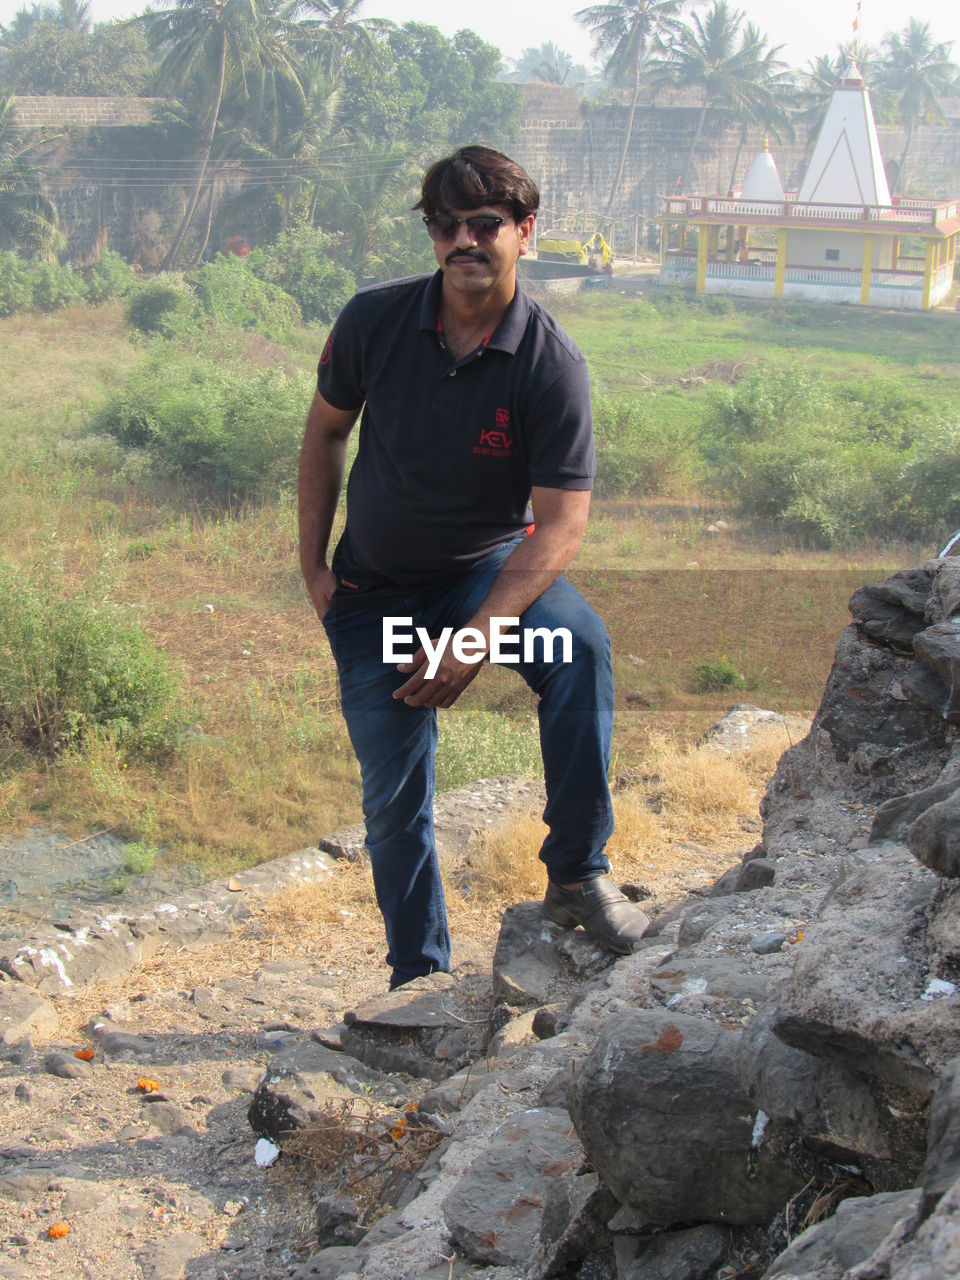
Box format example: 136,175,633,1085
487,1009,538,1058
807,626,949,787
929,884,960,965
138,1231,205,1280
443,1106,583,1267
649,956,770,1021
613,1224,731,1280
908,789,960,878
247,1040,382,1143
0,1171,55,1202
340,974,486,1080
533,1005,562,1039
0,984,58,1045
849,1173,960,1279
290,1245,366,1279
737,857,777,890
85,1019,158,1059
736,1000,895,1170
0,917,160,994
44,1051,93,1080
143,1103,197,1137
764,1188,922,1279
697,705,810,756
772,849,960,1096
568,1011,804,1226
530,1171,618,1280
871,778,960,844
492,902,614,1007
921,1057,960,1219
926,559,960,623
314,1192,363,1247
851,566,934,622
753,931,788,955
222,1066,263,1092
909,620,960,723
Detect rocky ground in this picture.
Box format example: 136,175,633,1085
2,560,960,1280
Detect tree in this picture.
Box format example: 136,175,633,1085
511,42,587,85
671,0,758,191
318,136,420,279
879,20,957,194
726,23,792,190
56,0,91,32
142,0,305,269
294,0,384,79
0,22,153,95
0,93,61,256
576,0,685,216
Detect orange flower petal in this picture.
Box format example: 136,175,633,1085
137,1077,162,1092
48,1222,71,1239
74,1048,95,1061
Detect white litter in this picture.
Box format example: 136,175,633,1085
921,978,957,1002
751,1110,770,1149
254,1138,280,1168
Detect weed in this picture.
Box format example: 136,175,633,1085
691,656,747,694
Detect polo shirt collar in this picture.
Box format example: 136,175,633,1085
418,269,530,355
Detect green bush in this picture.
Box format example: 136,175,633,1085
30,260,88,311
84,250,137,304
88,356,311,502
0,251,34,315
246,227,356,325
0,567,183,758
592,394,691,496
691,656,746,693
126,273,196,335
191,254,301,338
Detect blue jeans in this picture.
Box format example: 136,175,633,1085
323,539,614,988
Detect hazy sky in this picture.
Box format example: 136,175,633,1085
0,0,956,74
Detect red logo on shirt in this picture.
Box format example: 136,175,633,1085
474,421,517,458
320,334,333,365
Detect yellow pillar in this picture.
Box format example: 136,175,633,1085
891,235,900,270
696,224,709,293
860,235,873,306
922,240,936,309
774,229,788,298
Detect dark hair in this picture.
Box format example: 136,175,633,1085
415,146,539,222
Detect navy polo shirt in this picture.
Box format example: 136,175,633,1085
317,269,594,586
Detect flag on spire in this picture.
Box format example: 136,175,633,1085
853,0,861,33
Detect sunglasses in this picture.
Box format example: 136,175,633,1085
422,213,507,242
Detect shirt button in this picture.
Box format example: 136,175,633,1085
450,370,457,377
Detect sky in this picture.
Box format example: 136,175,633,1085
0,0,957,75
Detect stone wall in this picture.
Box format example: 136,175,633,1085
512,83,960,237
11,95,165,128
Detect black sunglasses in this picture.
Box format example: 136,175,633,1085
422,213,507,242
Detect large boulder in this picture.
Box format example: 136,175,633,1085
763,1188,922,1279
908,789,960,878
921,1057,960,1220
567,1010,804,1227
771,848,958,1102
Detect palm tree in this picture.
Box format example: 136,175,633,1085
142,0,305,269
513,42,576,85
576,0,685,216
322,136,417,278
879,20,957,194
295,0,383,79
56,0,91,32
671,0,757,192
0,93,61,256
726,24,793,190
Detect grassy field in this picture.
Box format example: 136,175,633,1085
0,290,953,881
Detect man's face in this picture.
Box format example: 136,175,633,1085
430,203,534,296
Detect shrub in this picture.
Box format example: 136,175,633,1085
0,251,34,315
691,656,746,693
191,254,301,338
88,356,311,502
126,273,196,335
84,249,137,304
0,567,183,758
592,394,691,496
30,260,88,311
246,226,356,324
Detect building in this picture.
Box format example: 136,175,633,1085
658,63,959,310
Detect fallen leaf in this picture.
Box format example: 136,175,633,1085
74,1048,95,1061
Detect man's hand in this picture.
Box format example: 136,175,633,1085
305,564,337,618
393,643,485,709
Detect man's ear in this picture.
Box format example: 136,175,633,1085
517,214,535,256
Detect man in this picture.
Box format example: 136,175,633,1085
298,145,649,989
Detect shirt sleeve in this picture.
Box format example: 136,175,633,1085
524,355,595,490
316,298,365,411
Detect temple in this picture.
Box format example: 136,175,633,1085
658,62,959,309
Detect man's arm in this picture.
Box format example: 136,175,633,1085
298,389,361,616
393,485,591,709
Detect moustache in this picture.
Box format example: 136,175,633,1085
446,249,489,265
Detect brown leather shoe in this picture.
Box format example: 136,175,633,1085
542,876,650,954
